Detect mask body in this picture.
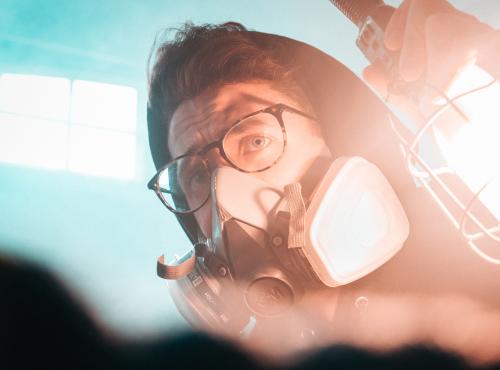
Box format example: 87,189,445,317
164,157,409,339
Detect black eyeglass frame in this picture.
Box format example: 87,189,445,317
147,103,316,214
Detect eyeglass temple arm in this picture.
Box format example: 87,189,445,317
278,103,317,121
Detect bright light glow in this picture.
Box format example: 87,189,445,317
432,64,500,221
71,80,137,132
68,125,136,179
0,113,68,169
0,74,70,121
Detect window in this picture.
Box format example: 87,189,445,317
0,73,138,179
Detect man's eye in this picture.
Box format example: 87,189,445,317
178,164,207,193
188,169,208,192
240,135,273,154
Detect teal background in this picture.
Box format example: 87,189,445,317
0,0,498,339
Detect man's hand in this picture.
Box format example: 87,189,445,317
363,0,494,99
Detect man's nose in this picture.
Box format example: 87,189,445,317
204,146,230,173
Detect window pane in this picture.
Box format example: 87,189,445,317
71,80,137,132
0,74,70,121
0,113,68,169
68,125,136,179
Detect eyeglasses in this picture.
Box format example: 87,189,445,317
147,103,316,214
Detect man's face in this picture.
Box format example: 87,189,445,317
168,81,331,237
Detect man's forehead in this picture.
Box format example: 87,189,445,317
169,92,233,151
168,82,289,157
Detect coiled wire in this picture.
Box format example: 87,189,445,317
329,0,385,27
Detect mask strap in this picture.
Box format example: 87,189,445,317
298,155,333,200
284,183,306,249
156,242,208,280
283,183,321,285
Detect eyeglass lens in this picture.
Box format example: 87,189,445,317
223,112,285,172
157,111,285,213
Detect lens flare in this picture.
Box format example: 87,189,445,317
432,64,500,222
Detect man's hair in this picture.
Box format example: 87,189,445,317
148,22,312,162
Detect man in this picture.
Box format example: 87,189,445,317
147,0,500,359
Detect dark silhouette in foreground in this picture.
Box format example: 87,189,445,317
1,253,498,370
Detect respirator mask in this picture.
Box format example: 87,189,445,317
157,155,409,336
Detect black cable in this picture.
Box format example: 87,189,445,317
329,0,385,27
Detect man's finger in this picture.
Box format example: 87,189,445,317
390,0,459,81
399,18,426,82
385,0,412,51
425,13,489,94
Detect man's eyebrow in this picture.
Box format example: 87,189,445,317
227,115,275,134
170,107,235,157
174,124,220,158
178,139,201,157
170,104,216,141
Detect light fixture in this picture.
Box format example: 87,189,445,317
393,62,500,264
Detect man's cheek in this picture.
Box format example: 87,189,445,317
194,202,212,238
274,149,316,184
